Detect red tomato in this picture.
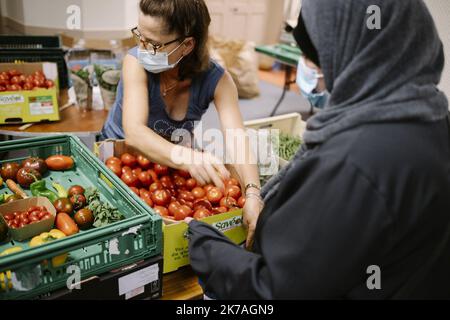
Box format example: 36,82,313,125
23,83,33,91
192,187,206,199
160,176,173,189
121,172,139,187
132,167,142,177
106,156,122,166
10,76,21,85
0,73,9,83
220,196,238,209
213,207,228,215
154,164,169,176
8,69,21,77
9,84,22,91
107,162,122,176
225,185,242,200
147,169,158,182
121,153,137,168
174,205,193,221
139,188,149,197
179,199,194,209
225,178,240,187
130,187,140,196
149,182,163,193
141,192,154,207
33,70,45,78
33,78,46,88
178,190,195,203
238,196,246,208
153,206,169,217
151,189,171,206
0,85,6,92
137,154,151,169
122,166,132,175
204,184,215,193
207,187,223,204
168,201,181,217
138,171,152,187
3,213,15,221
18,75,27,85
177,170,191,179
42,214,53,221
45,79,55,88
185,178,197,190
193,199,213,212
194,208,211,220
45,155,74,171
173,176,186,190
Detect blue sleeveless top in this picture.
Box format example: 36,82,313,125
101,46,225,140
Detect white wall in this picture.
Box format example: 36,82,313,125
124,0,140,30
1,0,139,32
424,0,450,100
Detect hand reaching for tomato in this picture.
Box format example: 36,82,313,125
180,149,230,190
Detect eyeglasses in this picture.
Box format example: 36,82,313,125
131,27,183,55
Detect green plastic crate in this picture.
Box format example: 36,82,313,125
0,135,162,300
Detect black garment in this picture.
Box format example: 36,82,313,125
293,10,320,67
188,119,450,299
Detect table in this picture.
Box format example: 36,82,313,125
161,267,204,300
256,44,304,116
0,90,109,149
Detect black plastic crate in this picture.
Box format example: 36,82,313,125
0,36,69,88
0,35,62,49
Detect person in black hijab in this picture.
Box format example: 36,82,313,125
185,0,450,299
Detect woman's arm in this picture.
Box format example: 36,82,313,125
122,55,229,188
214,71,263,248
122,54,183,167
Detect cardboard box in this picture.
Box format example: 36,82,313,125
94,140,247,274
0,197,56,242
0,62,60,124
244,112,306,138
244,113,306,167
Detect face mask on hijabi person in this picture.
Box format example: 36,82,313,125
296,55,329,109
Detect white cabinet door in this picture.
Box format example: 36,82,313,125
206,0,270,43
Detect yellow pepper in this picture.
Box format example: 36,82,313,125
30,229,68,268
0,247,22,291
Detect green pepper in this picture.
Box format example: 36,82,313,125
52,183,68,198
0,194,4,205
30,180,59,203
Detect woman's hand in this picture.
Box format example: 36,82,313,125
243,195,264,250
180,149,230,190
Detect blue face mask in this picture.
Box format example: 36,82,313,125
296,56,329,109
138,40,185,74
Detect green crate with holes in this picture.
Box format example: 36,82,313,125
0,135,162,300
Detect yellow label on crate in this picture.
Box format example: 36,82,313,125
163,210,247,274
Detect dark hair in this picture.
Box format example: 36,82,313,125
139,0,211,79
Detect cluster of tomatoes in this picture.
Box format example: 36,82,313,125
105,153,246,221
0,69,55,92
3,206,53,229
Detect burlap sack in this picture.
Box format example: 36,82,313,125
210,37,260,99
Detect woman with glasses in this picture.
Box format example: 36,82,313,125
101,0,262,248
